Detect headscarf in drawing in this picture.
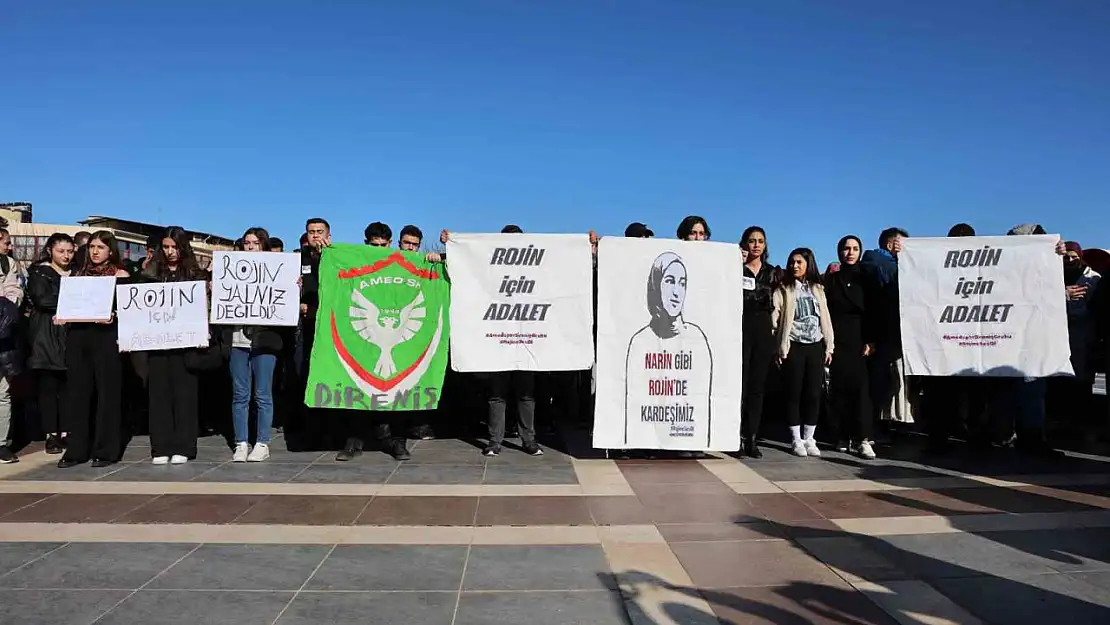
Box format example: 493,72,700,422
646,251,687,339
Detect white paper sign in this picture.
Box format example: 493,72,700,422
57,276,116,322
446,233,594,372
116,281,210,352
593,238,744,451
899,235,1073,377
210,251,300,326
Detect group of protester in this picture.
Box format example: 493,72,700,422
0,215,1105,469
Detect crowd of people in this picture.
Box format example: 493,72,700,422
0,215,1105,469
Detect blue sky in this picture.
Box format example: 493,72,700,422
2,0,1108,264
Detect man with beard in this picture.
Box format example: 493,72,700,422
1051,241,1101,429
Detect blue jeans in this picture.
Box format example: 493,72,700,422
230,348,277,444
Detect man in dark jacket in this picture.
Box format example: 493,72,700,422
860,227,914,430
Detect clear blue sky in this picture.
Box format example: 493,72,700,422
2,0,1108,264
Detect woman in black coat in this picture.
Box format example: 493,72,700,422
824,235,875,459
26,233,76,455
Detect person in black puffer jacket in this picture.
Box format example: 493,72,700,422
26,233,77,455
739,226,782,458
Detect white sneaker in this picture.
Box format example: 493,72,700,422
857,440,877,460
804,439,821,457
791,440,808,457
152,456,169,465
170,455,188,465
247,443,270,462
232,442,250,463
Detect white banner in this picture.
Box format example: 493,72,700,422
593,238,744,451
899,235,1073,377
446,233,594,372
210,251,300,326
116,281,210,352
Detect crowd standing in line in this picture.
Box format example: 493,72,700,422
0,215,1105,468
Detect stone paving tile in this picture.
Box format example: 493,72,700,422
866,532,1065,580
0,589,131,624
636,493,762,524
305,545,468,591
387,463,485,485
746,461,855,482
98,590,293,625
356,496,478,526
657,522,784,543
0,542,63,576
117,494,265,524
233,495,371,525
99,462,222,482
277,591,457,625
699,584,900,625
291,463,398,484
795,536,911,583
774,517,846,540
744,493,825,522
1019,485,1110,509
988,529,1110,573
0,542,196,589
148,544,331,590
192,463,310,483
1068,571,1110,592
462,545,615,591
617,461,722,485
793,491,948,519
587,496,653,526
936,486,1104,514
931,572,1110,625
9,462,127,481
671,540,845,589
404,450,487,465
0,493,53,516
628,481,737,498
0,493,155,523
455,590,629,625
474,495,593,526
482,464,578,485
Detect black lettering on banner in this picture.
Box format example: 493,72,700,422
215,254,289,322
938,243,1014,325
313,384,441,410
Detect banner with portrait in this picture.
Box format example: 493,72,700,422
593,238,744,451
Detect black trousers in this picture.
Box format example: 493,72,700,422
37,370,67,436
783,341,825,427
827,347,872,442
741,312,775,440
927,376,991,445
148,351,199,458
488,370,536,445
63,326,123,462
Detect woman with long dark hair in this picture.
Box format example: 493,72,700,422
824,235,875,459
676,216,711,241
227,227,283,462
27,233,75,455
142,226,203,465
739,226,780,458
58,231,130,468
772,248,835,457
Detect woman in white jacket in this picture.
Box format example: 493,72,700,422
772,248,835,457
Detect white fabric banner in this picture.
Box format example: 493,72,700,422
899,235,1073,377
446,233,594,372
593,238,744,451
116,281,210,352
210,251,300,326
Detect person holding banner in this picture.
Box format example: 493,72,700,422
58,231,130,469
739,226,780,458
27,233,76,456
677,216,711,241
142,227,205,465
772,248,835,458
226,227,285,463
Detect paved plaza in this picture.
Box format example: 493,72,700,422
1,433,1109,624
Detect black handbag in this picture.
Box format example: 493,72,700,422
183,329,226,372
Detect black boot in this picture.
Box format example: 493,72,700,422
744,437,763,459
387,437,411,461
335,437,363,462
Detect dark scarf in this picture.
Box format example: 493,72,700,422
1064,260,1086,285
80,261,120,277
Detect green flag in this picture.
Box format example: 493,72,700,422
305,244,450,411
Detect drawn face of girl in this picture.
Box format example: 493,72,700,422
660,261,687,317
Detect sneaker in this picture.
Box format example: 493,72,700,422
388,438,411,461
522,442,544,456
804,439,821,457
857,440,877,460
45,435,64,455
791,440,808,457
482,444,502,457
170,455,188,465
232,442,250,463
247,443,270,462
836,440,850,453
0,446,17,464
152,456,170,465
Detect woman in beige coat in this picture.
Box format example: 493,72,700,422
772,248,835,457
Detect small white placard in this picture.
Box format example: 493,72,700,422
57,276,117,322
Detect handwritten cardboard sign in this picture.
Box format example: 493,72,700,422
116,281,210,352
57,276,116,322
210,251,299,326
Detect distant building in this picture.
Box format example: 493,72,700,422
1,203,234,267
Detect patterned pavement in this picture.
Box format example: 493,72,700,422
1,434,1109,624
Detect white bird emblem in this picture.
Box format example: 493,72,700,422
349,289,426,378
